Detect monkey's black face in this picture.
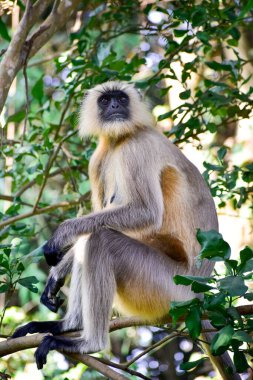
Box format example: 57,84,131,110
98,90,130,122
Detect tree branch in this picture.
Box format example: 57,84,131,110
0,307,252,378
67,353,129,380
0,0,83,115
0,333,128,380
0,195,32,207
0,199,83,229
0,0,54,113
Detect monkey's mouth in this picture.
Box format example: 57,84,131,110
106,113,128,121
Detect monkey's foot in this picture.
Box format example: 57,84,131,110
35,335,56,369
12,322,39,338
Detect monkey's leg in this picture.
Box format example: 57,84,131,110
35,245,86,369
40,249,74,312
12,244,84,340
34,229,185,370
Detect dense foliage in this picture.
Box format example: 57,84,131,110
0,0,253,379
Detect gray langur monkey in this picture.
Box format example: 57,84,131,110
12,81,239,378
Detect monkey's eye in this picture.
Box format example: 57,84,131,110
99,96,109,106
119,96,128,103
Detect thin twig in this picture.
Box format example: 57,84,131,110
0,195,32,207
15,164,85,198
21,24,51,145
68,353,129,380
32,130,77,211
123,332,179,367
0,198,83,229
98,332,179,378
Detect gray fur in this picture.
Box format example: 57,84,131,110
14,82,237,378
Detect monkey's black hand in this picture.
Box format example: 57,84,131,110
35,335,56,370
43,240,73,267
43,241,64,266
40,277,64,313
43,221,77,266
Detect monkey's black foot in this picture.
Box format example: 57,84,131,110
35,335,56,370
12,322,39,338
40,291,64,313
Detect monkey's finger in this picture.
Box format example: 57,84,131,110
35,346,47,369
12,327,27,338
40,287,65,312
35,335,55,369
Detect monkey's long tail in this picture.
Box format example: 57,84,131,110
201,320,241,380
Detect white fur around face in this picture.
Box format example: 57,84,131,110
78,81,155,139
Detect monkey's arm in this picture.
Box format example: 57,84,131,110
44,161,164,266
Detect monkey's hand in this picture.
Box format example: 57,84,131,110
43,218,93,266
43,221,75,266
43,242,68,267
40,277,64,313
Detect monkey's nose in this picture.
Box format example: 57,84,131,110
111,100,119,108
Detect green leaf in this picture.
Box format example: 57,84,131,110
229,27,240,41
7,110,26,123
179,89,191,99
0,284,9,293
186,307,201,339
205,293,226,309
244,293,253,301
180,357,206,371
197,229,231,261
206,61,232,71
32,77,44,102
203,162,224,171
158,111,173,121
174,275,214,292
240,246,253,263
211,325,234,355
169,298,200,324
225,259,238,273
217,147,227,161
191,282,214,293
144,3,152,15
227,307,243,327
0,18,10,41
238,258,253,274
174,29,188,38
196,31,210,45
18,276,39,293
206,122,217,133
209,311,227,327
219,276,248,296
192,8,206,27
233,350,249,372
232,331,252,343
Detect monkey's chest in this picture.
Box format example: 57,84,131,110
102,161,127,209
